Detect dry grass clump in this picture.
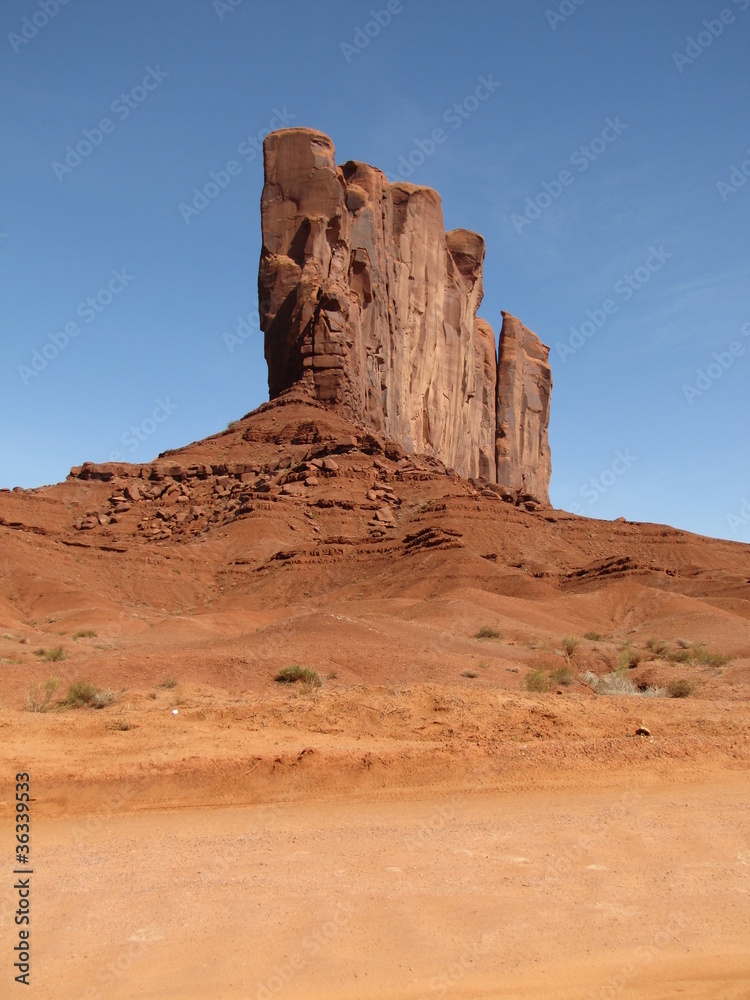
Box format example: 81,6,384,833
275,664,322,688
524,668,550,693
475,625,501,640
561,636,578,658
618,646,643,669
580,670,664,698
550,665,575,686
64,681,115,709
33,646,66,662
667,678,694,698
26,677,59,713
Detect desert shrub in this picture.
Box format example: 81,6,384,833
584,631,603,641
42,646,66,662
65,681,115,709
690,644,730,668
618,646,642,669
551,665,574,686
598,671,639,696
667,648,690,664
26,677,59,713
73,629,97,640
561,636,578,657
159,677,178,688
475,626,501,640
461,670,479,679
107,719,133,731
646,638,668,655
524,669,549,693
667,678,694,698
582,671,664,697
640,685,666,698
275,664,322,688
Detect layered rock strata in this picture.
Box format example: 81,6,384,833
258,127,551,502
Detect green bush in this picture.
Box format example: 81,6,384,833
561,636,578,657
275,665,322,688
583,631,603,642
524,669,549,693
73,629,97,640
65,681,115,709
475,626,501,640
646,638,668,655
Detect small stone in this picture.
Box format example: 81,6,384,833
305,476,319,487
635,726,651,737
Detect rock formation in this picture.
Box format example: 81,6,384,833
258,127,552,502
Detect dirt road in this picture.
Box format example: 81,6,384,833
23,772,749,999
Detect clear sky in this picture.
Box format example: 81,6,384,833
2,0,749,542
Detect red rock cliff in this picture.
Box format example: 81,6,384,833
258,127,551,501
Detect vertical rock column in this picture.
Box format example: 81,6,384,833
495,312,553,503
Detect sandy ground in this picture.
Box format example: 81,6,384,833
17,769,750,1000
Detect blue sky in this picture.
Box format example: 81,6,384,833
1,0,749,542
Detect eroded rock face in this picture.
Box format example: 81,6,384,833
495,313,553,504
259,127,552,499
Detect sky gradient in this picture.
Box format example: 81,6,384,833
2,0,749,541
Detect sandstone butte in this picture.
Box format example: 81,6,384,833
258,127,552,503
